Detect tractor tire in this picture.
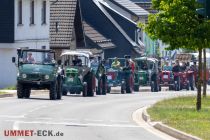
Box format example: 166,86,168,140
186,83,190,91
82,82,87,97
169,85,173,90
57,78,62,100
17,82,24,99
24,88,31,98
101,75,106,95
86,72,94,97
96,79,102,95
134,85,139,92
107,86,111,93
151,83,154,92
159,85,161,91
121,81,125,94
125,77,132,93
50,81,57,100
174,83,179,91
62,90,68,96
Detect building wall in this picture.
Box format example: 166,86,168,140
14,0,50,41
0,41,49,88
0,0,50,88
0,0,15,43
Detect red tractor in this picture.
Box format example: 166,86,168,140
159,70,174,90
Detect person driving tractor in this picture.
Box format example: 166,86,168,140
111,57,121,69
163,61,172,71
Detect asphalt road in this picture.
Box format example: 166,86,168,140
0,87,196,140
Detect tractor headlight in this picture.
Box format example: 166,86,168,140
45,75,50,80
22,74,27,79
17,72,20,77
99,73,102,77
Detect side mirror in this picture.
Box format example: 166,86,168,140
12,57,16,63
57,60,61,65
17,48,21,56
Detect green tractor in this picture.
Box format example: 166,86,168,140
61,50,95,97
12,48,63,100
134,57,160,92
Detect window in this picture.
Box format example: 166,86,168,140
18,0,22,24
30,0,35,24
41,1,47,24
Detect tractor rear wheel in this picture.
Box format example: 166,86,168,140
82,82,87,97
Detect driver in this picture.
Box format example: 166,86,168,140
72,55,82,66
111,57,121,69
44,53,54,63
26,52,35,63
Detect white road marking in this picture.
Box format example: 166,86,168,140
35,117,53,120
110,120,130,123
84,119,104,122
0,115,25,118
13,121,19,130
6,120,144,128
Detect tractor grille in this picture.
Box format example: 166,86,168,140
27,74,45,81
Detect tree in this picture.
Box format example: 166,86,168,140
139,0,210,110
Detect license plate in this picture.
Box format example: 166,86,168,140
109,84,113,86
107,75,112,80
68,78,73,82
140,77,143,80
163,75,168,79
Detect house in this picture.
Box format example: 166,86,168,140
50,0,86,58
80,0,149,59
50,0,148,59
0,0,50,88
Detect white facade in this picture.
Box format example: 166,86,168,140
0,0,50,88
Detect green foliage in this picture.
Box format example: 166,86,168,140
139,0,210,51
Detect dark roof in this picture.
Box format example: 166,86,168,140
109,0,149,16
50,0,78,48
83,21,116,49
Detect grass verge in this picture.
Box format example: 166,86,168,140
148,96,210,140
0,92,7,95
1,86,16,90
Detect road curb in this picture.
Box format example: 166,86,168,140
142,107,202,140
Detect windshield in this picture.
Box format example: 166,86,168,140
136,60,154,70
20,51,55,64
61,55,89,67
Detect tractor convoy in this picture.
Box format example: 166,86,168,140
12,48,199,100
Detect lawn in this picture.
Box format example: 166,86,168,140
148,96,210,140
0,92,7,95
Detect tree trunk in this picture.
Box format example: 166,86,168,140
197,48,202,111
203,49,207,98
